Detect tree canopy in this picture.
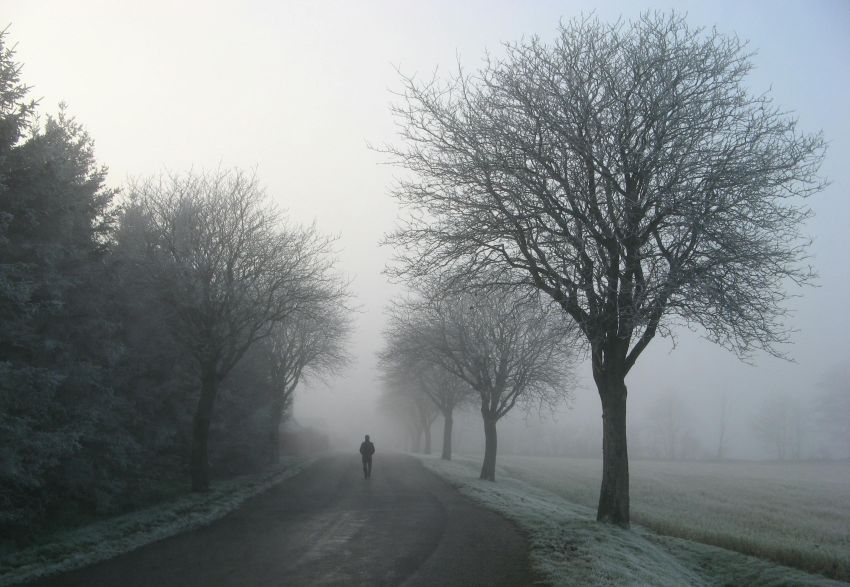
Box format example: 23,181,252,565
385,282,574,479
0,28,352,536
384,12,826,524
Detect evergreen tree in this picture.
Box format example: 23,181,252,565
0,30,124,537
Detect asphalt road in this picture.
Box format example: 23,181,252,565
28,454,536,586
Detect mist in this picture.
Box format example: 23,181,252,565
4,0,847,454
3,1,849,585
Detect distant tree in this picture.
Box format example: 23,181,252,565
384,13,825,524
378,377,439,453
752,392,805,460
260,294,352,465
379,336,474,460
642,390,696,460
387,283,574,480
131,169,338,491
815,365,850,458
418,396,440,454
424,368,472,460
716,391,730,460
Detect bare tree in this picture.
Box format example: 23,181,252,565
816,365,850,458
716,390,730,460
642,390,697,460
378,385,417,451
261,292,352,465
132,168,339,490
379,334,475,460
383,13,825,524
752,392,805,460
387,283,574,480
420,367,473,460
378,376,439,454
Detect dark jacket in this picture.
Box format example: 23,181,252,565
359,440,375,460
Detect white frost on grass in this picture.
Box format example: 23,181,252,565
417,455,847,587
497,456,850,581
0,457,312,587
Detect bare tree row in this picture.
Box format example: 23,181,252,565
381,12,826,525
125,168,352,490
380,278,575,480
2,27,354,539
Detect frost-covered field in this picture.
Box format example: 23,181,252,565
0,458,312,587
496,456,850,581
417,455,848,586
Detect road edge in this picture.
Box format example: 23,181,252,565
0,457,314,587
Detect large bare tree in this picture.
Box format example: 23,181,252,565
387,284,573,480
383,13,825,524
132,168,339,490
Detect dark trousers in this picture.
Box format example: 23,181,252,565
362,457,372,478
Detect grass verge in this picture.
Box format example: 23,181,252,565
497,456,850,582
416,454,847,587
0,457,312,587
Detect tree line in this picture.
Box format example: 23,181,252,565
379,278,575,479
0,31,350,541
380,12,825,527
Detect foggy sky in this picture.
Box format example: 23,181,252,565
6,0,849,458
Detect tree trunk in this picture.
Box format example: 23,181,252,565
441,411,453,460
480,411,498,481
424,420,432,455
411,428,421,453
191,365,218,491
595,372,630,526
268,396,285,465
716,421,726,460
716,393,727,460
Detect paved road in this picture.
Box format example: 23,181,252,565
29,454,536,586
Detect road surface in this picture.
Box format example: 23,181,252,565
28,454,536,586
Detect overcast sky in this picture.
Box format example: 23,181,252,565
5,0,849,456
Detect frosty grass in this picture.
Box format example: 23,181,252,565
416,454,848,586
0,457,312,587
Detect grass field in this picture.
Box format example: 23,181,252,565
495,455,850,581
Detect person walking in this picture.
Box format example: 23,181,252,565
359,434,375,479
